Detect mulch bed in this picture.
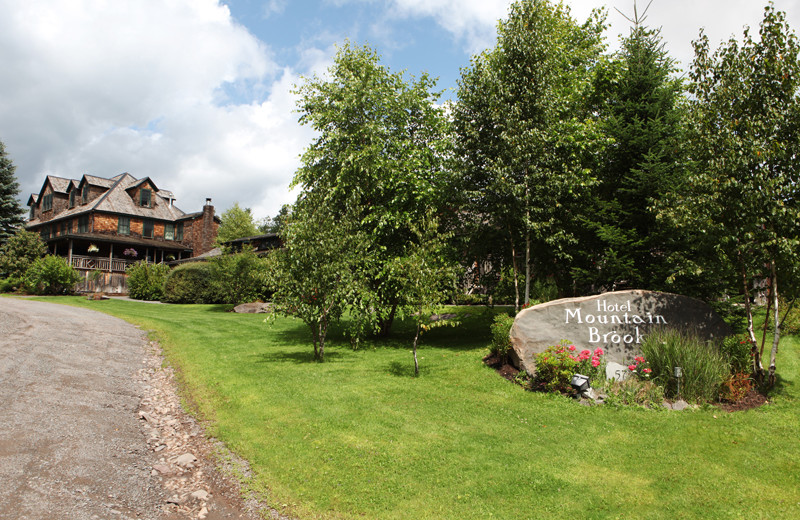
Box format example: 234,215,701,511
483,354,769,412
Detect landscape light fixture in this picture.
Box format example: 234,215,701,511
571,373,590,393
674,366,682,398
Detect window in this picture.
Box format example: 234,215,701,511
140,188,152,208
42,194,53,212
61,220,71,235
78,215,89,233
69,190,76,208
81,185,89,204
164,223,174,240
175,222,184,241
143,219,153,238
118,216,130,235
40,226,50,240
29,205,35,220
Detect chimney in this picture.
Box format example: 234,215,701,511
201,198,216,254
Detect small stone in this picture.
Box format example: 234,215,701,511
166,495,185,505
605,362,630,381
191,490,210,502
671,399,689,411
175,453,198,468
153,464,175,476
198,506,209,519
138,411,155,423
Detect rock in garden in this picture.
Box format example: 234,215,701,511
233,302,273,314
605,362,630,381
509,290,731,375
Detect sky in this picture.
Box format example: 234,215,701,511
2,0,799,221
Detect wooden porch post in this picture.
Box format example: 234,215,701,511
68,239,73,266
109,244,113,272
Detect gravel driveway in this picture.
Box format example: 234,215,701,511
0,297,164,519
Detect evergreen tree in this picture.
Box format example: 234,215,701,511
0,140,24,244
575,4,686,292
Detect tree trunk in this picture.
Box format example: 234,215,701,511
760,276,772,357
524,232,531,306
378,302,398,337
412,313,421,377
741,262,763,380
509,225,520,313
768,261,780,387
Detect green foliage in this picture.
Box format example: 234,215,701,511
489,313,515,362
640,329,729,403
779,299,800,336
575,11,688,293
454,0,607,307
0,140,24,244
603,378,666,409
0,228,47,279
22,255,81,295
720,335,755,374
269,199,363,361
215,202,259,247
0,276,20,292
162,262,216,304
292,41,454,337
126,261,171,301
533,341,606,393
208,248,271,305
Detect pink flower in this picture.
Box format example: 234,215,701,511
556,349,564,354
568,345,576,352
578,353,589,361
628,365,637,371
580,350,591,357
591,358,601,368
635,356,646,364
594,347,604,356
569,355,577,362
643,368,652,373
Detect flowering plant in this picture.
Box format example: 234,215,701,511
534,340,605,393
123,248,138,257
627,356,652,380
87,244,99,253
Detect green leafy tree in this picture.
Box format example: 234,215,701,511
0,229,47,280
215,202,259,246
292,41,453,337
575,4,688,292
390,213,459,376
0,140,24,244
669,4,800,386
259,204,291,235
454,0,607,309
269,199,365,361
23,255,82,295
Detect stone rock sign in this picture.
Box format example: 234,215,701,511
509,290,731,375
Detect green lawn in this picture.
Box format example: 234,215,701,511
28,297,800,519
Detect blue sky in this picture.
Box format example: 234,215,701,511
2,0,799,220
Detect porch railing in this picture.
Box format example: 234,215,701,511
70,255,137,273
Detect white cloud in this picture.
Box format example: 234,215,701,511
0,0,311,219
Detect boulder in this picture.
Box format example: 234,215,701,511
509,290,731,375
233,302,273,314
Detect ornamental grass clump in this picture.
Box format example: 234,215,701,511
640,328,729,403
533,341,605,393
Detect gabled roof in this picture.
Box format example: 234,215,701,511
26,172,188,225
28,193,39,205
35,175,72,201
126,176,160,193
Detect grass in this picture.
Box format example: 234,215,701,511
22,296,800,519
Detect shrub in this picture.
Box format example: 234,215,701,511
720,335,753,374
603,378,665,409
778,298,800,336
640,329,729,403
208,249,272,305
719,372,753,402
489,313,515,362
0,276,21,293
0,229,47,279
162,262,217,303
23,255,82,295
533,341,605,393
126,261,171,301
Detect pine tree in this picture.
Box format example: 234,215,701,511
0,140,24,244
576,5,686,292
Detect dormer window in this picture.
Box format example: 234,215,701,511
140,188,152,208
42,194,53,212
29,205,35,220
81,185,89,204
69,190,76,208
